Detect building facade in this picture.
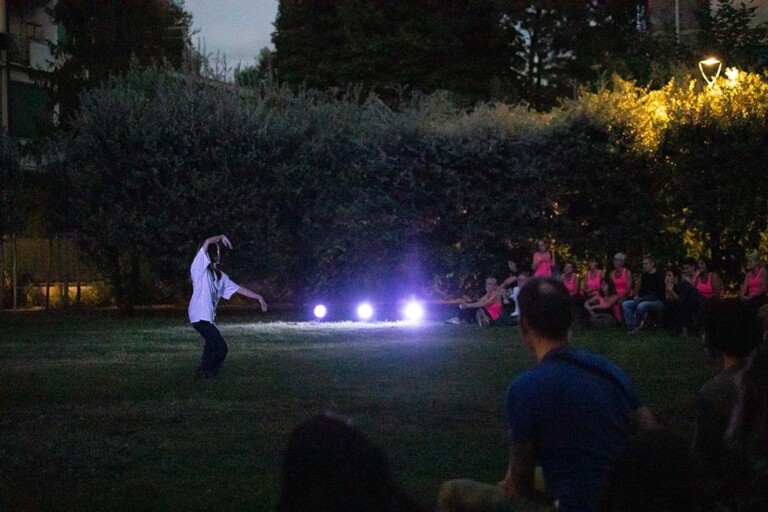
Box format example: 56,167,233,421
1,0,57,142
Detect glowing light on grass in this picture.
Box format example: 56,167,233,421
313,304,327,319
356,302,374,321
403,301,424,322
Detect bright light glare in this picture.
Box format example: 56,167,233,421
313,304,327,319
356,302,374,321
404,301,424,322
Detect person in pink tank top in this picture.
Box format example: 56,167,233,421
739,252,768,311
559,261,581,297
693,257,722,300
610,253,633,324
581,258,603,298
452,276,507,327
532,239,555,277
584,277,619,326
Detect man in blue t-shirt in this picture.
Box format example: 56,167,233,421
501,277,657,512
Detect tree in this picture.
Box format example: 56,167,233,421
655,70,768,265
698,0,768,71
49,0,192,125
234,47,275,88
0,131,24,312
499,0,641,110
273,0,513,104
47,64,276,311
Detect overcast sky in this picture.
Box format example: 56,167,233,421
183,0,279,70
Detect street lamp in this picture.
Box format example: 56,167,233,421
699,58,722,86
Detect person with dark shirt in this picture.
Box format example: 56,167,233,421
693,300,761,510
500,278,657,511
662,266,703,336
622,256,665,333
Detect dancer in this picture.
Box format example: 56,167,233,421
189,234,267,380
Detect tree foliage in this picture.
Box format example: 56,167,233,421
49,0,192,124
0,131,24,312
699,0,768,70
46,59,768,309
273,0,512,104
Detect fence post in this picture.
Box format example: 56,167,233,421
12,234,17,310
62,236,69,309
45,236,52,309
75,231,81,308
0,234,4,315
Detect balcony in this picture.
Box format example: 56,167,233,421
6,32,54,72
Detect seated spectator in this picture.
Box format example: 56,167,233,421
739,251,768,312
694,257,723,300
532,239,556,278
439,278,657,512
609,253,633,325
560,261,582,314
447,276,505,327
581,258,603,298
692,300,761,509
499,260,520,310
277,412,425,512
662,266,703,336
506,272,530,325
500,260,520,288
622,256,665,333
584,278,620,327
600,428,699,512
720,351,768,511
681,257,698,284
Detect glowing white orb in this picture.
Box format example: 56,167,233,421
313,304,327,319
356,302,374,321
404,301,424,322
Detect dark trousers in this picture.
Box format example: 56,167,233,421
193,321,228,376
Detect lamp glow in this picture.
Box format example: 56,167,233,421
404,301,424,322
313,304,327,319
356,302,374,321
699,57,722,86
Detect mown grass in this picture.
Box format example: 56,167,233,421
0,309,714,511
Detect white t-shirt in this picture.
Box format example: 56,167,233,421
510,286,521,317
188,247,240,324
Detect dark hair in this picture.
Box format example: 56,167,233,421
601,428,699,512
667,266,681,278
601,276,617,296
518,277,572,341
697,257,710,269
278,413,423,512
702,300,761,358
207,242,222,279
682,257,697,268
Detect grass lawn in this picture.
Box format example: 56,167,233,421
0,309,715,511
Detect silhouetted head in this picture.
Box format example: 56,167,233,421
518,277,572,342
278,412,422,512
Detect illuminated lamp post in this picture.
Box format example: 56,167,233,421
699,58,722,86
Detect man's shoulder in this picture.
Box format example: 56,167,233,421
700,364,743,397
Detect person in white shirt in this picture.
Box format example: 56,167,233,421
189,234,267,380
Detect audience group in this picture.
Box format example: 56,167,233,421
276,241,768,512
451,239,768,338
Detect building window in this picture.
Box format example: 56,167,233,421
26,23,43,41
